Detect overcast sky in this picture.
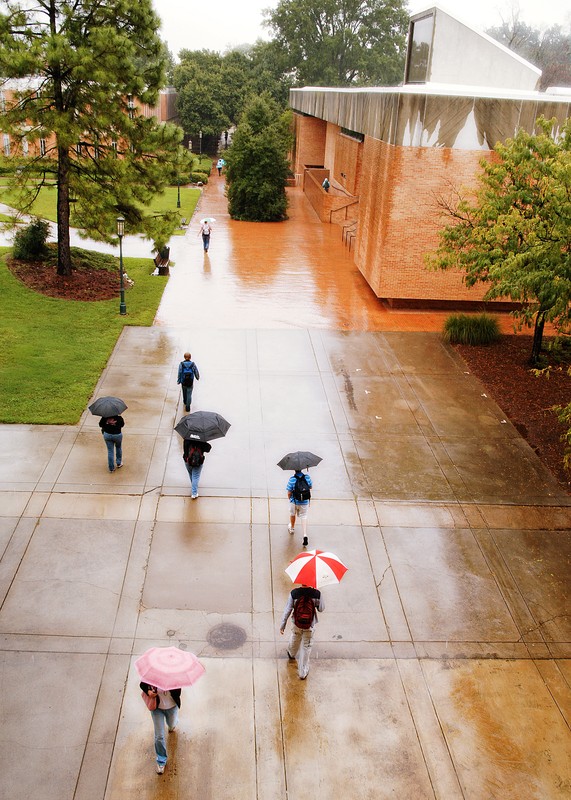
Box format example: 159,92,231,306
152,0,571,58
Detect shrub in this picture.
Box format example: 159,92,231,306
12,217,50,260
190,172,209,184
443,313,501,345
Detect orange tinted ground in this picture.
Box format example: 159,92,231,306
156,175,522,333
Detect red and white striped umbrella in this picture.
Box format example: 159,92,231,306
285,549,348,589
134,646,205,691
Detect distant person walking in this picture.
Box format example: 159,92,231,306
322,177,330,192
99,414,124,472
287,469,312,547
280,584,324,680
140,682,182,774
216,158,225,176
177,353,200,412
183,438,211,499
199,219,212,252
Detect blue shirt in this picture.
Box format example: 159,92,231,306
287,471,313,505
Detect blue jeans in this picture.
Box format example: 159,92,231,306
202,233,210,251
151,706,179,766
181,382,194,410
103,432,122,471
185,461,203,496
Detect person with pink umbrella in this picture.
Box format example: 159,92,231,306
135,646,205,775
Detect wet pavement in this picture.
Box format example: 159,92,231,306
1,176,570,800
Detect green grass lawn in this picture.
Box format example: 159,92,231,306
0,183,201,232
0,246,168,423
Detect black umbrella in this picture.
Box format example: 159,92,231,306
89,396,127,417
277,451,322,471
174,410,231,442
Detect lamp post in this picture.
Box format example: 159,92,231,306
199,130,202,155
176,150,181,209
117,216,127,316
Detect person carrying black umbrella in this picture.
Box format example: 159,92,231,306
183,437,211,499
99,414,125,472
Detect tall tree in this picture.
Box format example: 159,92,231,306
487,13,571,90
225,94,292,222
263,0,408,87
0,0,186,275
427,117,571,364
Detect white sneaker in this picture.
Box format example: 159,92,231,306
156,763,165,774
191,493,198,499
288,525,294,534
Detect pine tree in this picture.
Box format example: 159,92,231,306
0,0,186,275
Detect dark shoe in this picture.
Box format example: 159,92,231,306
299,674,308,680
287,651,295,661
109,468,115,473
116,463,123,469
185,406,190,412
302,536,308,547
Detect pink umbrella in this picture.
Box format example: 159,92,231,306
285,549,348,589
134,646,205,691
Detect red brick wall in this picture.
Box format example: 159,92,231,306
356,137,492,302
293,115,327,174
333,134,362,195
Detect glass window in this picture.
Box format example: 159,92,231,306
405,13,434,84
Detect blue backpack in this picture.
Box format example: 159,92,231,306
181,361,195,387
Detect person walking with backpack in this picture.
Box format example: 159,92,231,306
287,469,312,547
198,219,212,252
280,583,324,680
98,414,125,472
177,352,200,412
183,438,211,499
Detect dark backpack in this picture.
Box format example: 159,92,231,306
292,473,311,502
187,445,204,468
181,362,195,387
293,594,316,629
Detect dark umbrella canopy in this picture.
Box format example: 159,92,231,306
277,451,322,471
89,396,127,417
174,410,231,441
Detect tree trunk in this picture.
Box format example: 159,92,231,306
50,0,72,277
56,146,72,277
530,311,546,365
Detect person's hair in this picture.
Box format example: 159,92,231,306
184,352,191,359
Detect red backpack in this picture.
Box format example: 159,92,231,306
293,594,316,629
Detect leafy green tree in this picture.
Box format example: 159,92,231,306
427,117,571,365
263,0,408,86
174,45,291,147
225,94,292,222
0,0,187,276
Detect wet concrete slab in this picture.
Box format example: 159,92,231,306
1,180,570,800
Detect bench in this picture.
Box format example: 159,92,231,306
154,246,170,276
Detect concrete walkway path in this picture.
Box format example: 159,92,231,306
1,177,570,800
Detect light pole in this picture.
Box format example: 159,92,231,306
117,216,127,316
199,130,202,155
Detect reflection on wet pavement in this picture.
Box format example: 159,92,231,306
2,173,571,800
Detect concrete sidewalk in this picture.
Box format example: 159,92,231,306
0,180,570,800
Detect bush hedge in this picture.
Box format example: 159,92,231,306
443,313,501,345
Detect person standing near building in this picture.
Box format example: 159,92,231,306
140,682,182,774
199,219,212,251
280,583,324,680
177,352,200,412
287,469,312,547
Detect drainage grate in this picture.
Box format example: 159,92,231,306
207,623,247,650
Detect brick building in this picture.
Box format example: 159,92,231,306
289,5,571,307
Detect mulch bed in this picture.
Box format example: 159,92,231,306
8,256,121,301
455,336,571,493
6,257,571,492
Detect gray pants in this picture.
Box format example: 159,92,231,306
288,623,315,678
